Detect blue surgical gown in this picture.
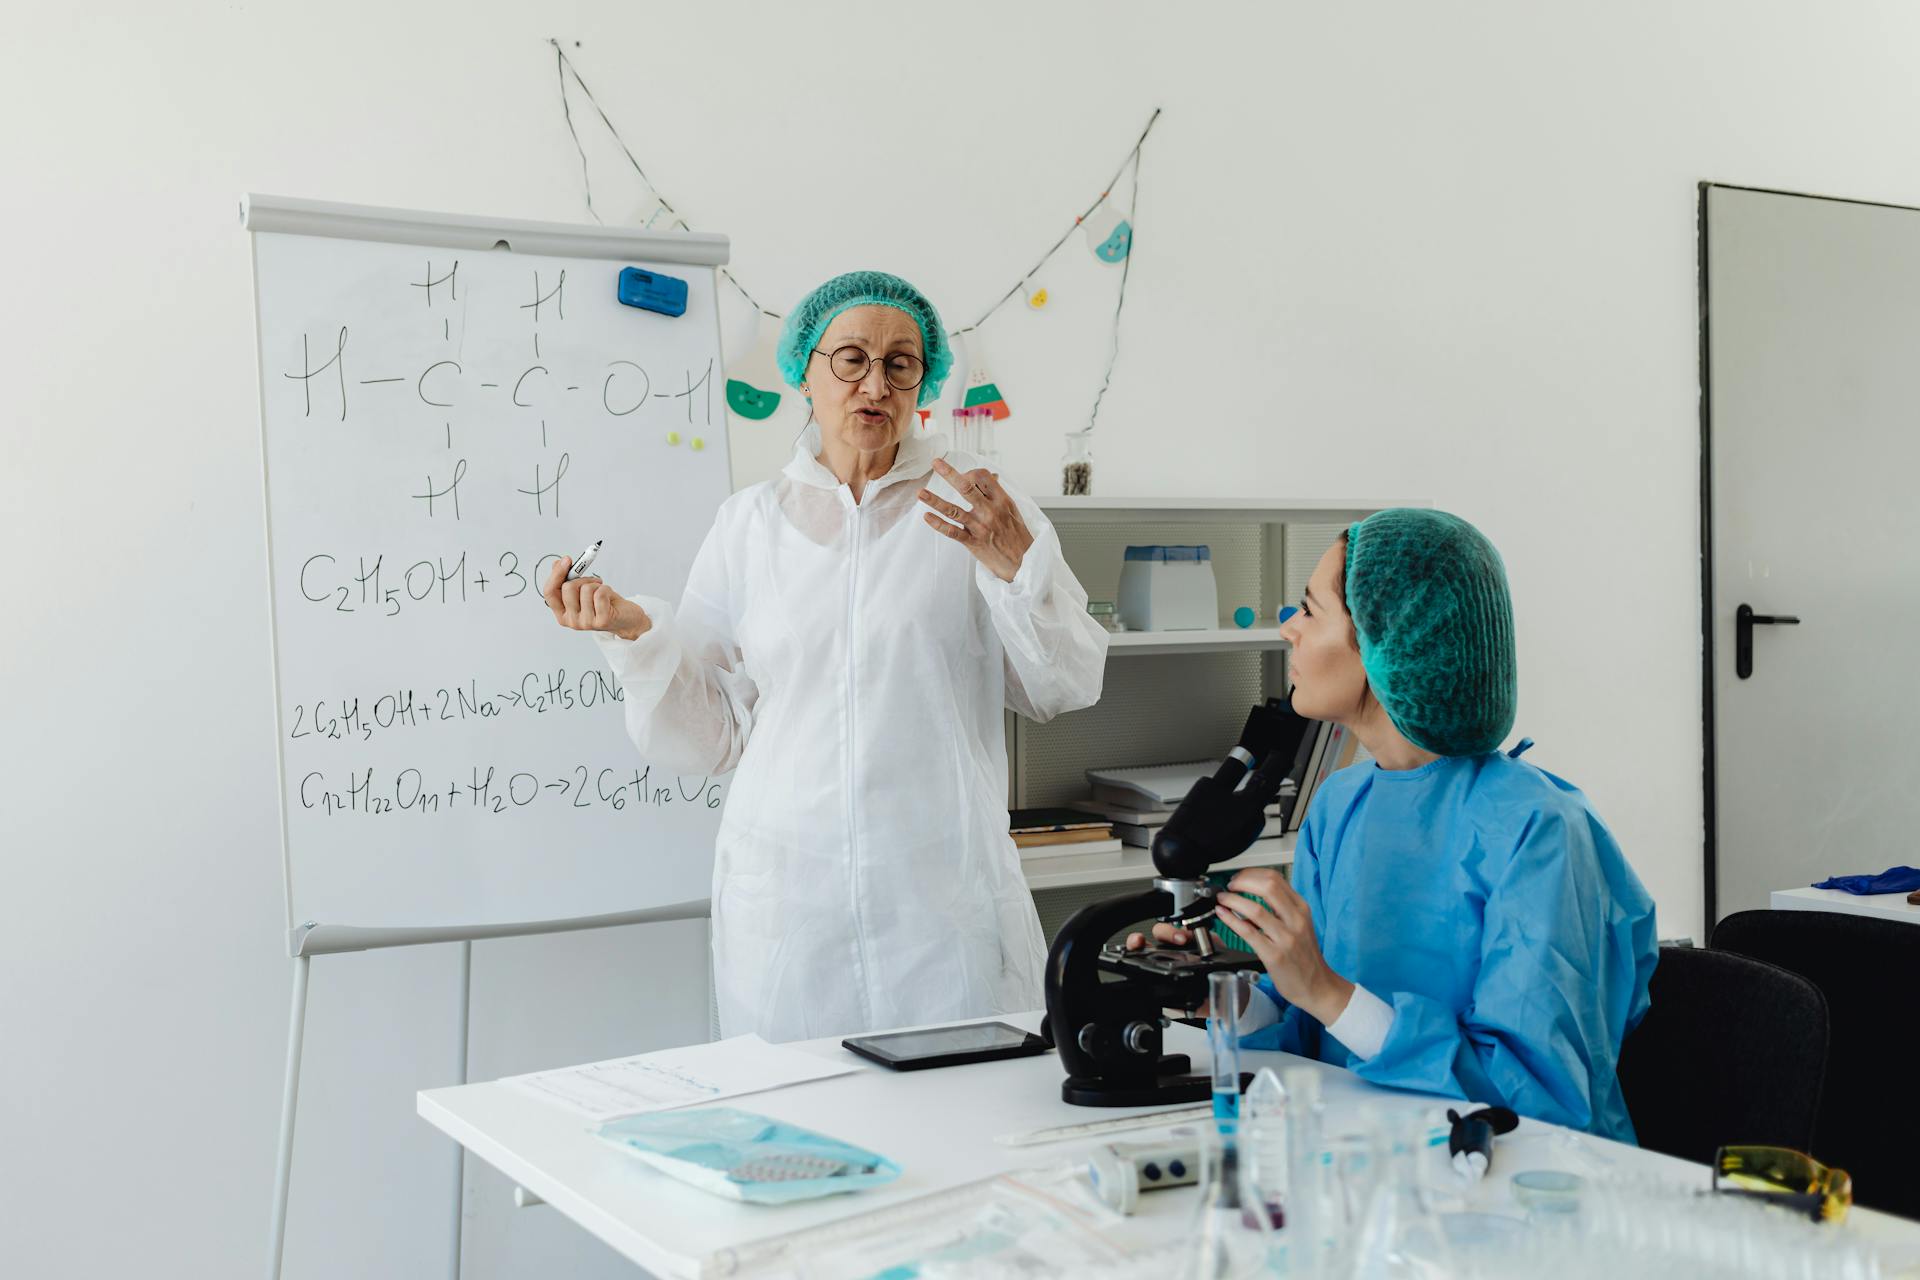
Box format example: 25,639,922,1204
1240,752,1658,1144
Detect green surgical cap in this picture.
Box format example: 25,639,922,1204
1344,509,1517,757
775,270,953,408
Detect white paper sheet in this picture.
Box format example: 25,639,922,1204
504,1035,860,1122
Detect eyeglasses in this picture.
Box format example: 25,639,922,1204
1713,1146,1852,1223
812,345,926,392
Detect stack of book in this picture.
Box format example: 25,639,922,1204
1072,721,1366,857
1073,760,1287,855
1007,808,1121,858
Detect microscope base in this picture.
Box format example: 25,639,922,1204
1062,1068,1254,1108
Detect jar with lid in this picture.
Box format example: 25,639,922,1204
1061,429,1093,496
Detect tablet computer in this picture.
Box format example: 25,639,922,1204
842,1021,1051,1071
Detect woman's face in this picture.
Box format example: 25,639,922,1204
1279,539,1371,723
805,305,923,455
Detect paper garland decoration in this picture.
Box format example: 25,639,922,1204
550,41,1158,442
961,342,1012,421
721,321,790,425
714,307,784,420
1083,204,1132,264
964,384,1011,420
725,380,781,420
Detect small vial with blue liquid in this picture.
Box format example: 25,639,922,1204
1207,969,1250,1133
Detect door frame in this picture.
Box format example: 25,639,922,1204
1696,181,1920,939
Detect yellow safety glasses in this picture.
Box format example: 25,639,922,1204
1713,1146,1852,1224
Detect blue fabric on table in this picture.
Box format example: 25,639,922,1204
1811,866,1920,895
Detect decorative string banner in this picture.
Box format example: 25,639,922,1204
548,39,1157,435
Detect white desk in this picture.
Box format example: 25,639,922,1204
420,1013,1920,1277
1772,886,1920,926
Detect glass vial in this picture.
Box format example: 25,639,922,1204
1061,428,1093,495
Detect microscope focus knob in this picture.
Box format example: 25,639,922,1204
1122,1021,1158,1055
1077,1023,1109,1057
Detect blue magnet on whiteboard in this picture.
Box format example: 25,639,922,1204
1233,606,1256,629
1276,605,1299,625
617,267,689,317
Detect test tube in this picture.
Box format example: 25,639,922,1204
1207,970,1249,1134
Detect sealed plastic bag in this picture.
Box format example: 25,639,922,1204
595,1106,901,1205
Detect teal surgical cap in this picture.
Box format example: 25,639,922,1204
1344,509,1517,757
775,270,953,407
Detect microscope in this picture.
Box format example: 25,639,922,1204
1042,697,1318,1106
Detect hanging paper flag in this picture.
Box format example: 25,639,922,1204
963,371,1012,421
1027,286,1050,310
964,384,1011,420
725,379,781,420
723,315,785,422
955,334,1011,420
1083,202,1132,264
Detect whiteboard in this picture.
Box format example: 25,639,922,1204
245,195,733,930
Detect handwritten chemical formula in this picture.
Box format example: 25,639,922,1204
254,219,733,924
280,262,713,525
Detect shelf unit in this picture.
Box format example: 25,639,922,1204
1103,624,1288,656
1038,496,1425,525
1013,496,1423,942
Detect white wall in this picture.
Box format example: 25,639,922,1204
8,2,1920,1276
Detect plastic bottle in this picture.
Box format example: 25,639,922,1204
1180,1133,1272,1280
1282,1066,1327,1276
1239,1067,1289,1232
1349,1110,1454,1279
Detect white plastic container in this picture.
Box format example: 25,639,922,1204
1116,545,1218,631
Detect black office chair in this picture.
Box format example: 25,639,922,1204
1616,944,1827,1164
1713,908,1920,1219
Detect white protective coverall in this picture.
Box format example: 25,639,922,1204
595,425,1108,1041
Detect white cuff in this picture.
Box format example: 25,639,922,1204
974,523,1057,606
1236,984,1284,1035
1324,984,1394,1060
590,593,675,664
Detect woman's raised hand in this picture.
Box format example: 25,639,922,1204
541,557,651,641
917,457,1035,583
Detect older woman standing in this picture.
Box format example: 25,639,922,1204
541,271,1108,1042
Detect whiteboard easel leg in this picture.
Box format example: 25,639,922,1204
450,940,472,1280
267,953,311,1280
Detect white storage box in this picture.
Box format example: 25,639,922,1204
1116,545,1218,631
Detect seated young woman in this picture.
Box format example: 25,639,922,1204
1131,509,1657,1142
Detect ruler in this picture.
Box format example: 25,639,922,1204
994,1105,1215,1147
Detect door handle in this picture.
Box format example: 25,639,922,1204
1736,603,1800,680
